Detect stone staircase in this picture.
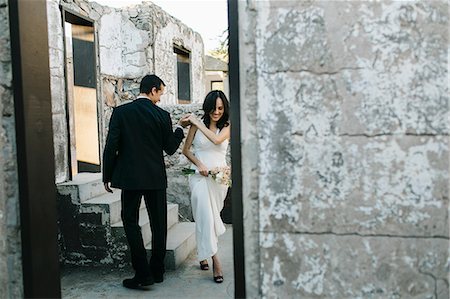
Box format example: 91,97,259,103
56,172,196,269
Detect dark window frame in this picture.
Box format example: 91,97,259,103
174,45,191,104
62,8,101,176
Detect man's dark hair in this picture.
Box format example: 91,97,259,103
140,74,166,94
202,90,230,130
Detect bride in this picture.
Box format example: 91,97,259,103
182,90,230,283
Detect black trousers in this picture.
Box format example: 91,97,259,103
121,189,167,278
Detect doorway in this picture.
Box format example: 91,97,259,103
63,11,100,175
9,0,245,298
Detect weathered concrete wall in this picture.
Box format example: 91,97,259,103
47,0,69,184
239,1,449,298
0,0,23,297
48,0,205,183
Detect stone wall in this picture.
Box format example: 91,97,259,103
0,0,23,297
239,1,449,298
48,0,205,183
163,103,202,220
47,0,68,183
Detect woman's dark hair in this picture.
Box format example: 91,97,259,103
140,74,165,94
202,90,230,130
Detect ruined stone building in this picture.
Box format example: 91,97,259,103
47,0,205,182
205,54,229,99
2,0,206,296
1,0,449,298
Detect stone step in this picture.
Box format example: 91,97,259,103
110,203,179,247
167,203,179,230
146,222,196,270
57,172,195,269
110,213,152,249
58,172,106,203
81,191,179,227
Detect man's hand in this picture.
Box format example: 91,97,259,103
104,182,113,193
178,114,191,128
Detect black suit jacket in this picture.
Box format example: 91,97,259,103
102,98,184,190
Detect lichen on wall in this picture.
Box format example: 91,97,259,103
240,1,449,297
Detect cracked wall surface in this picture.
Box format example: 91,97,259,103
240,1,449,298
0,0,23,297
48,0,205,183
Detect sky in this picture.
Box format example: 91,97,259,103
92,0,228,52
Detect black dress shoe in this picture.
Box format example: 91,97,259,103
122,275,154,289
153,274,164,283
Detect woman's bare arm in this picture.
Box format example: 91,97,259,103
188,115,230,145
182,126,208,176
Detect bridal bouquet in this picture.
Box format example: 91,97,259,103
182,166,232,187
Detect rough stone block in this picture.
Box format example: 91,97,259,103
52,113,68,183
167,172,192,220
46,0,63,47
0,10,11,80
75,247,109,265
79,212,103,226
50,75,66,114
256,1,448,135
260,233,449,299
0,85,13,117
79,225,108,247
257,71,341,139
260,135,448,237
102,78,116,107
256,2,333,74
110,226,127,245
0,63,14,112
4,174,18,224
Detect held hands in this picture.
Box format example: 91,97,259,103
188,114,201,126
177,114,200,128
178,114,191,128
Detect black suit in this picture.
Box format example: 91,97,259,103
103,97,184,279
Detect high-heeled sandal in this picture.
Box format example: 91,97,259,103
199,260,209,270
212,262,224,283
213,275,224,283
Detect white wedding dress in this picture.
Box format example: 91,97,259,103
189,128,229,261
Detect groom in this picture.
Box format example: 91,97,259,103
103,74,190,289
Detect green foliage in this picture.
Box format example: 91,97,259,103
208,29,228,62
